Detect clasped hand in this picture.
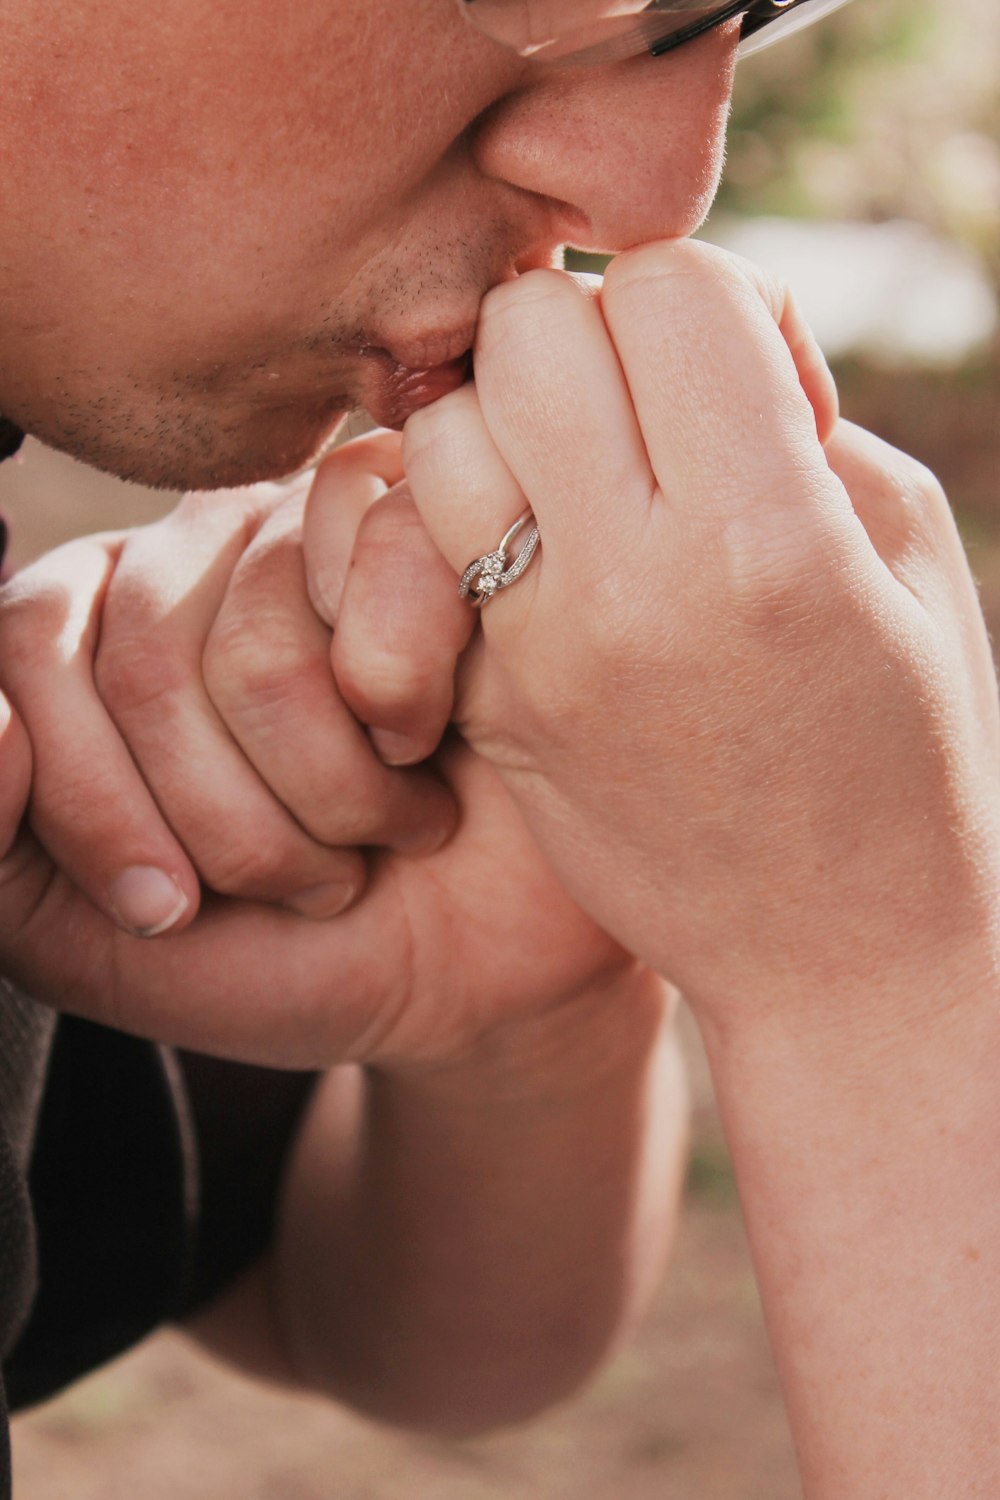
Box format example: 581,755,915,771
0,438,627,1067
402,240,1000,1034
2,238,998,1065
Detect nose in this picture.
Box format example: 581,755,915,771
468,26,739,253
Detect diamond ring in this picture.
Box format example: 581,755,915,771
458,509,540,608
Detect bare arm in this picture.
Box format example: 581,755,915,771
399,241,1000,1489
0,437,687,1433
704,968,1000,1498
193,965,687,1435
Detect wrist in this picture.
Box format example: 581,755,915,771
699,927,1000,1125
695,925,1000,1500
373,960,674,1108
689,877,1000,1068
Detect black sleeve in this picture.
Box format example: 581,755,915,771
4,1018,195,1409
4,1016,315,1411
174,1049,317,1313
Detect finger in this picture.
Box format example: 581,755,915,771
464,268,655,562
304,429,405,625
402,380,534,585
0,846,410,1069
95,499,371,916
598,239,849,550
0,538,201,935
823,420,990,684
824,420,960,577
776,284,839,446
332,484,475,765
0,692,31,857
205,495,458,849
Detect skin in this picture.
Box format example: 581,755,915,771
0,441,690,1430
397,244,1000,1493
0,0,738,1435
0,0,733,488
1,1,997,1491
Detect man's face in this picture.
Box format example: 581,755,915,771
0,0,737,489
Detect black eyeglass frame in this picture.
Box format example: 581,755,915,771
649,0,822,58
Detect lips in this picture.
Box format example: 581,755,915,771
361,347,473,429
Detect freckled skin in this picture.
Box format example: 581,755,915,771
0,0,736,489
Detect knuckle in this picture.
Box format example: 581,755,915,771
231,522,307,609
604,237,709,299
604,240,774,340
403,384,470,464
478,270,582,358
95,630,189,718
482,266,572,322
724,538,848,643
353,489,410,551
354,490,448,584
318,785,385,844
717,477,849,597
314,781,392,845
204,613,319,718
0,535,113,678
336,646,439,727
403,386,482,486
584,563,646,658
204,831,300,896
0,577,65,679
865,446,953,554
897,455,949,521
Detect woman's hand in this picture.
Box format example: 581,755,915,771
399,240,1000,1034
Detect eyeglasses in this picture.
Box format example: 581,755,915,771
459,0,857,65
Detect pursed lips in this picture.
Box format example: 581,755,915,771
358,333,476,429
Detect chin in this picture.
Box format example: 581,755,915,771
33,401,349,494
685,130,731,238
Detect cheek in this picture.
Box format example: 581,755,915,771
2,0,488,359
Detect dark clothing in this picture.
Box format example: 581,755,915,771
0,986,315,1497
0,422,23,465
0,500,316,1497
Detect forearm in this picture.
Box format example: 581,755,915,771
701,961,1000,1498
273,965,686,1434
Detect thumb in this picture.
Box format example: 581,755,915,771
771,282,839,446
0,536,202,938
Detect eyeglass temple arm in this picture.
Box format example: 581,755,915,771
739,0,811,42
648,0,809,58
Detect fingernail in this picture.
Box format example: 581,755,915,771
370,728,425,767
284,882,358,920
110,866,189,937
395,814,456,858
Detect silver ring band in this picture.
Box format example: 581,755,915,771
458,509,540,607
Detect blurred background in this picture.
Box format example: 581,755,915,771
5,0,999,1494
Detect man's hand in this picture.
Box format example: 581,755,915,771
0,434,627,1067
0,435,455,937
400,241,1000,1034
0,434,686,1437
